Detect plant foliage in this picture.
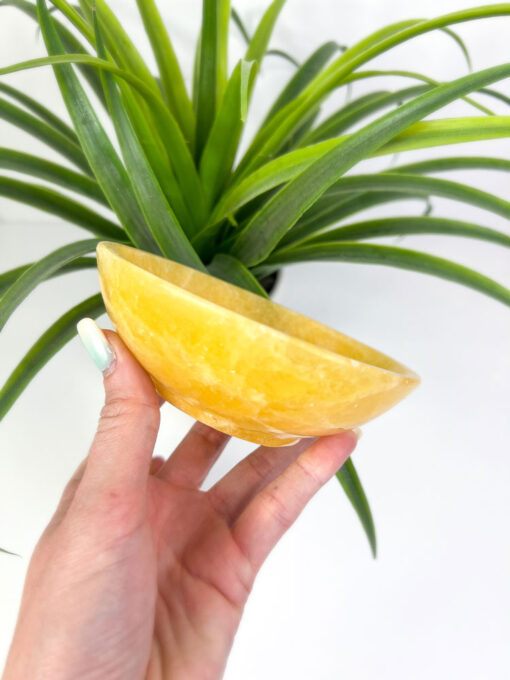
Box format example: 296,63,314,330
1,0,510,554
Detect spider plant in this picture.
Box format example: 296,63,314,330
1,0,510,556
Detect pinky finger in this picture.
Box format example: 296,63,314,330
231,431,359,571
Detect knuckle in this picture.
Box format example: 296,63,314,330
263,487,294,532
246,449,275,482
98,396,159,435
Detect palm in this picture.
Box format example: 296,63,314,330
145,476,250,679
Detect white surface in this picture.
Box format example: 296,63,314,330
1,1,510,678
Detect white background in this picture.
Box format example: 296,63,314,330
1,1,509,678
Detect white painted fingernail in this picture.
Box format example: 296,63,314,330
77,318,115,373
352,427,363,441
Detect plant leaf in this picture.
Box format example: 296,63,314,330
389,156,510,175
1,0,107,105
0,239,99,331
285,172,510,245
0,257,96,296
231,6,250,43
230,63,510,266
0,547,20,557
440,27,472,71
217,0,231,107
37,0,160,253
195,0,220,160
336,458,376,558
259,242,510,307
0,176,124,239
0,96,90,174
200,59,256,209
211,115,510,227
135,0,195,146
262,41,339,125
245,0,286,62
208,253,269,297
266,48,299,67
0,148,107,205
93,12,205,269
0,293,105,420
304,216,510,248
239,6,510,176
0,53,208,231
0,81,77,142
301,86,429,145
279,192,429,247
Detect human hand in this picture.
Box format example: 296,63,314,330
3,320,359,680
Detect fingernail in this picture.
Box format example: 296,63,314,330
77,318,115,374
352,427,363,441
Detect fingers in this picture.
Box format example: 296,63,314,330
76,320,160,496
157,421,230,488
231,431,359,571
150,456,165,475
208,437,316,524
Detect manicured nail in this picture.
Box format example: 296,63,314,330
77,318,115,373
352,427,363,441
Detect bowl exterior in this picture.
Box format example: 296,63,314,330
97,243,419,446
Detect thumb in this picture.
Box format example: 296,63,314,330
76,318,160,495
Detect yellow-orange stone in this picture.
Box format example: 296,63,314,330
96,242,420,446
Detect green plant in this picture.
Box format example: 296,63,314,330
1,0,509,556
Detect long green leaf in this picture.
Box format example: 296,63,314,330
135,0,195,146
0,0,107,106
0,293,105,420
239,6,510,177
440,27,472,71
195,0,220,160
0,257,96,296
231,63,510,265
208,253,269,297
210,116,510,228
286,173,510,244
0,148,107,205
0,96,90,174
279,192,430,247
262,41,339,124
0,53,208,229
303,216,510,248
0,547,20,557
37,0,159,253
389,156,510,175
377,117,510,156
245,0,286,63
54,0,162,98
0,239,99,331
200,60,256,209
0,177,124,239
217,0,231,107
259,242,510,307
231,6,250,43
266,48,299,67
0,82,77,142
301,86,429,145
109,82,196,235
93,13,205,269
336,458,376,558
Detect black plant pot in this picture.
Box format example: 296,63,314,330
259,269,281,297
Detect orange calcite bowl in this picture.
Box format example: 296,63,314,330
96,242,420,446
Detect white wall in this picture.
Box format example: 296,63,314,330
1,1,509,678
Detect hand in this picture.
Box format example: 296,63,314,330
3,321,359,680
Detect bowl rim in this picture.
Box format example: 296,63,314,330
97,241,420,383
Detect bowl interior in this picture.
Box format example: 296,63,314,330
102,242,417,381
